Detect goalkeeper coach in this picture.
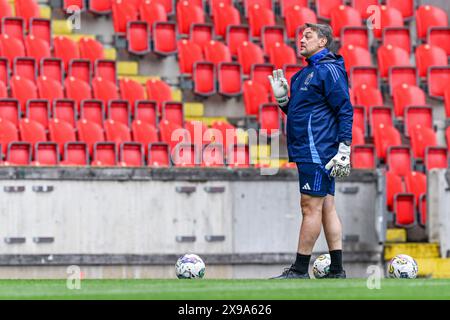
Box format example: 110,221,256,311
269,23,353,279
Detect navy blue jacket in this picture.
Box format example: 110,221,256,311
281,48,353,164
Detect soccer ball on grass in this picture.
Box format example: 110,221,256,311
312,254,331,278
387,254,418,279
175,254,206,279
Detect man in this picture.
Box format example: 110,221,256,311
268,23,353,279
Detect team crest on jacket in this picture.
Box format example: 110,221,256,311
301,72,314,90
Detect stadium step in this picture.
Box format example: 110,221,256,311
184,102,204,117
39,5,51,19
118,61,139,76
65,34,96,42
251,144,271,162
415,258,450,278
52,20,73,34
171,88,183,102
384,243,440,260
386,228,407,243
119,75,159,85
185,117,228,127
104,48,117,60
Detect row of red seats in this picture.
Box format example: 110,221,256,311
0,0,40,24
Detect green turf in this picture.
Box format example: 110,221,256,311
0,279,449,300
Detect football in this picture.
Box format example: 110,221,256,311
387,254,418,279
313,254,331,278
175,254,206,279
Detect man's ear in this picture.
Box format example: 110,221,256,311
319,37,327,48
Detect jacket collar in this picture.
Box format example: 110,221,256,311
306,48,329,66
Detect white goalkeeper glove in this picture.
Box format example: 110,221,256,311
268,69,289,107
325,142,351,178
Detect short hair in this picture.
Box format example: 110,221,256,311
303,23,334,50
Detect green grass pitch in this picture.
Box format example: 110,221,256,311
0,279,449,300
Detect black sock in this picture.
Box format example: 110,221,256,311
294,253,311,274
329,250,343,273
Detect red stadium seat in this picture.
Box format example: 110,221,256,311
79,37,105,63
91,77,120,106
385,0,414,20
427,27,450,56
261,26,286,56
279,0,308,17
203,40,232,65
410,125,438,160
0,118,18,155
354,84,383,112
77,119,105,154
340,26,369,50
416,44,447,78
213,3,241,37
243,0,273,17
111,0,138,34
447,127,450,151
89,0,112,14
227,144,250,167
26,99,50,129
217,62,243,97
404,106,433,138
211,120,238,148
209,0,233,16
0,34,26,68
6,142,32,165
13,57,37,82
237,41,265,76
134,100,158,126
350,66,379,90
330,5,362,38
172,143,198,167
352,126,365,146
184,120,211,147
10,75,38,113
388,66,418,96
259,103,280,136
189,23,214,49
269,42,297,69
0,58,9,87
369,106,393,136
425,146,448,171
53,99,77,127
0,81,6,98
351,145,375,169
24,35,51,62
108,100,130,126
119,78,145,109
202,143,225,167
315,0,344,21
193,62,216,97
162,102,184,127
80,99,105,127
140,0,167,30
243,80,269,116
61,142,89,166
176,1,205,35
445,86,450,119
68,59,91,84
404,171,426,226
428,66,450,100
64,77,92,108
148,142,171,167
146,79,172,113
394,193,416,227
2,17,25,40
159,119,188,151
372,5,404,39
382,27,411,54
28,18,51,47
351,0,378,20
0,0,12,20
127,21,151,55
63,0,85,11
285,5,317,40
416,5,448,40
53,36,80,71
153,21,177,56
94,60,117,83
339,45,372,73
104,119,132,146
386,146,412,177
0,98,21,127
251,64,274,94
248,4,275,38
392,84,426,119
19,118,47,147
373,123,401,160
353,106,366,137
119,142,144,166
14,0,40,25
283,64,303,86
48,118,77,154
40,58,64,83
226,25,250,57
177,40,204,76
131,120,159,154
33,142,59,165
91,142,117,166
377,45,410,78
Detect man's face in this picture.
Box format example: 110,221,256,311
299,28,326,58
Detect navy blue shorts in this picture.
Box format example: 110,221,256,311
296,162,335,197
